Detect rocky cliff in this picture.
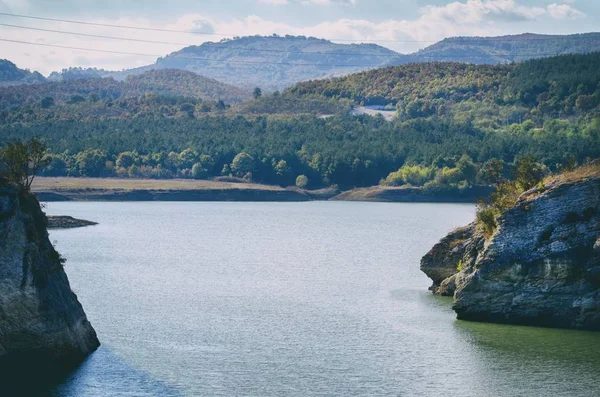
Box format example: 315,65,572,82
0,185,99,374
421,166,600,330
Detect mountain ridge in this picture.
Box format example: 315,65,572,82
2,32,600,92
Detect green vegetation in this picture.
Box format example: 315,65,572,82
0,53,598,191
291,53,600,127
0,137,48,191
0,59,46,86
296,175,309,189
1,114,596,188
381,165,436,187
0,69,251,111
475,156,549,237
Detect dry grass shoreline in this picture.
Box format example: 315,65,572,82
32,177,285,192
31,177,338,202
31,177,489,203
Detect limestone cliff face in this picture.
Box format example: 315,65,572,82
0,186,99,370
421,172,600,330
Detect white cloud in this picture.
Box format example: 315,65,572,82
547,3,585,20
258,0,289,5
258,0,357,5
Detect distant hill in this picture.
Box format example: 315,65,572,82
108,35,405,91
289,52,600,126
48,67,109,82
6,32,600,93
0,69,251,108
404,33,600,64
0,59,46,86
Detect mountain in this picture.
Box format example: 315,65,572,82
0,59,46,86
106,33,600,90
0,69,251,108
108,35,404,91
405,33,600,65
13,33,600,92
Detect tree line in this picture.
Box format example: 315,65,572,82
1,114,598,188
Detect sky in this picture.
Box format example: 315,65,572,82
0,0,597,75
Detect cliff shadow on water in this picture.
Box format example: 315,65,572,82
0,184,100,392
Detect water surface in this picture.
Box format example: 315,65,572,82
42,202,600,396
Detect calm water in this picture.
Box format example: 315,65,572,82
41,201,600,397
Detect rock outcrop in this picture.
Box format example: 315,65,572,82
47,215,98,229
421,168,600,330
0,185,99,373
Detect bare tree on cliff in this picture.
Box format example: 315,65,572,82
0,138,49,191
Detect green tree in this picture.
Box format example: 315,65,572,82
515,156,547,191
479,159,505,185
199,154,215,173
191,162,208,180
253,87,262,99
116,152,138,169
231,152,255,177
74,149,107,177
0,138,49,190
40,96,55,109
296,175,309,189
179,149,198,169
221,164,231,176
456,155,478,184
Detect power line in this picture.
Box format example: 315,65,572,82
0,12,597,44
0,23,191,46
0,38,576,67
0,22,505,58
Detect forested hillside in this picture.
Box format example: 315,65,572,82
1,114,598,188
0,59,46,86
291,53,600,127
0,69,251,109
0,53,598,189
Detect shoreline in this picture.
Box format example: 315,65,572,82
33,177,491,203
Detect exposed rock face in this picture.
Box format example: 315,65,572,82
421,174,600,330
0,186,99,371
420,223,484,296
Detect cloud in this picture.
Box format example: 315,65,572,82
258,0,357,5
420,0,546,24
547,3,585,20
304,0,357,4
258,0,288,5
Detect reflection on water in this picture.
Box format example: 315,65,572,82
38,201,600,397
454,320,600,396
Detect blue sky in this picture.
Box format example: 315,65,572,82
0,0,597,74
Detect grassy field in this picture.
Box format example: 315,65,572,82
32,177,286,192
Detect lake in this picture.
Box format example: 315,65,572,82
41,201,600,396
